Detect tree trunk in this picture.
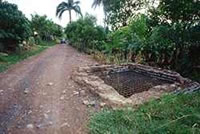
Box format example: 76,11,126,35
69,10,72,23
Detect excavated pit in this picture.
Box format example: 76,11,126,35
73,64,200,106
97,70,173,98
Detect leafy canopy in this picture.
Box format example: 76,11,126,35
31,14,63,41
65,14,106,51
56,0,82,22
0,2,31,51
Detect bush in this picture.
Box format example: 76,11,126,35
105,14,199,76
65,14,106,52
31,14,63,41
143,25,176,67
105,15,148,60
28,37,36,46
0,2,31,52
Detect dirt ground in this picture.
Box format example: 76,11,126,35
0,44,99,134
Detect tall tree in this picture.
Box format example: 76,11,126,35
92,0,104,8
92,0,112,28
56,0,82,23
157,0,200,24
92,0,145,30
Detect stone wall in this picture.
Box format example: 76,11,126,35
72,64,200,107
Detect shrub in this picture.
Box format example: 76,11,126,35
105,15,148,60
143,25,176,67
0,2,31,52
31,14,63,41
65,14,106,52
28,37,36,46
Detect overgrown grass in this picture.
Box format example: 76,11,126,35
89,92,200,134
0,41,56,72
39,40,57,46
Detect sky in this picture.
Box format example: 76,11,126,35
7,0,105,27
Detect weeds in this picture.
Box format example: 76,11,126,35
89,93,200,134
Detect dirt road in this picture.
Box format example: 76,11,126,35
0,44,97,134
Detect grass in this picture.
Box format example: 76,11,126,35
89,92,200,134
0,41,56,72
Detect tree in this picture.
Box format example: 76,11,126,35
0,2,31,51
150,0,200,25
92,0,145,30
147,0,200,73
56,0,82,23
65,14,106,51
92,0,111,28
31,14,63,41
92,0,103,8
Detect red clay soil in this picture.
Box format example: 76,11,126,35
0,44,97,134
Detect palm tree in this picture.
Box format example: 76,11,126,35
56,0,82,23
92,0,112,9
92,0,110,27
92,0,103,8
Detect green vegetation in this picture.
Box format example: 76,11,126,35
0,1,63,72
31,14,63,41
89,92,200,134
63,2,200,133
0,1,63,53
0,2,31,51
66,0,200,80
0,41,56,72
65,14,106,52
56,0,82,23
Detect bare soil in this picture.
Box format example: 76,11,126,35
0,44,97,134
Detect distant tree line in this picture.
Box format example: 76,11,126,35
0,1,63,52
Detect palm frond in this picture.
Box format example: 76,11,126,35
92,0,102,8
56,0,82,21
74,0,80,5
56,2,70,17
73,5,82,17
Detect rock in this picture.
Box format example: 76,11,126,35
83,100,89,105
83,100,95,106
100,102,106,107
24,88,29,94
49,121,53,125
61,122,70,128
39,105,43,108
17,125,22,129
22,41,27,45
0,52,8,56
44,113,49,119
28,110,32,114
60,96,65,100
73,91,79,95
43,92,47,95
80,90,86,95
0,90,3,93
27,124,34,129
62,90,67,94
170,84,177,88
46,110,51,113
47,82,53,86
36,124,42,129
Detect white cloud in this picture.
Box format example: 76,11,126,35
7,0,104,27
